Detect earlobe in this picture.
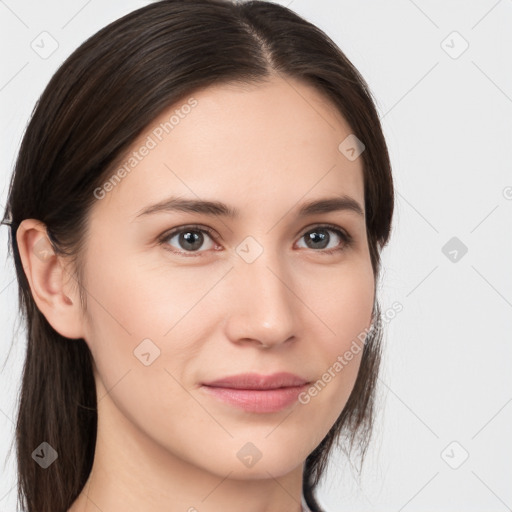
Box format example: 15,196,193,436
16,219,85,340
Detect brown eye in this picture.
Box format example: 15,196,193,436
160,225,217,256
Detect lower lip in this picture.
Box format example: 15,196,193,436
200,384,309,413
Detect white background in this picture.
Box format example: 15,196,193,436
1,1,511,511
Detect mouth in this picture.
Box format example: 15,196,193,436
200,372,310,413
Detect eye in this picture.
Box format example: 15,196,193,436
158,223,352,257
158,225,218,257
296,224,352,254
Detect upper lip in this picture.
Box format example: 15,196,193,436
202,372,309,390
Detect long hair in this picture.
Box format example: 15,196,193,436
1,1,394,511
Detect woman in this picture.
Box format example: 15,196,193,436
1,1,394,511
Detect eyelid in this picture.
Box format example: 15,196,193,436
297,222,350,240
163,223,218,238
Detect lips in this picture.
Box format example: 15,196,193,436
200,372,310,413
202,371,309,390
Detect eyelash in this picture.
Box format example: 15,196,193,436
157,223,353,258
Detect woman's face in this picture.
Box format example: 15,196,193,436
80,75,374,481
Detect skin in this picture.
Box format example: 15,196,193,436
17,74,374,512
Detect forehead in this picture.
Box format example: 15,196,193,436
91,75,365,223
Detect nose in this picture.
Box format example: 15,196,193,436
223,251,299,350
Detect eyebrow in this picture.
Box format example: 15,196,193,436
134,195,364,220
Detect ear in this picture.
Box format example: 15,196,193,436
16,219,86,340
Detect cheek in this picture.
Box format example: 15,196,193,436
80,252,219,412
81,249,200,344
305,258,374,347
82,259,199,446
296,261,374,418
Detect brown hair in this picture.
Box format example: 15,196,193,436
1,1,394,511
